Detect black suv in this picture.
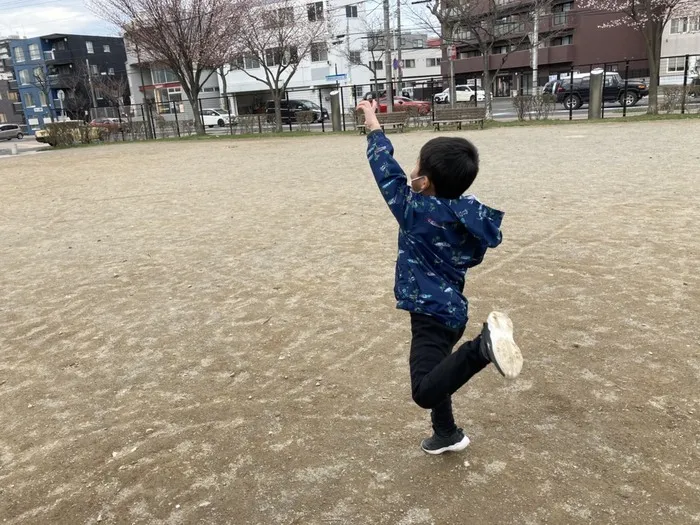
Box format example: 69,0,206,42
555,73,649,110
265,99,329,124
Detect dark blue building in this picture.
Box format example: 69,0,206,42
9,34,128,134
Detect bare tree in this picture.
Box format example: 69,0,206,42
89,0,247,134
60,64,93,121
411,0,560,119
92,73,129,109
231,0,329,132
32,67,55,122
578,0,698,114
335,15,386,98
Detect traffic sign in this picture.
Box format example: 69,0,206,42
448,45,457,60
325,73,347,82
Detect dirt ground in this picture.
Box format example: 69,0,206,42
1,120,699,525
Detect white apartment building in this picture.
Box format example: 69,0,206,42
220,0,374,114
660,13,700,84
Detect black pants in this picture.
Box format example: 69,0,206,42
409,313,489,436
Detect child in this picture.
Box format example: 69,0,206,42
357,100,523,455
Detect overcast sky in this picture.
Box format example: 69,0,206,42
0,0,431,39
0,0,117,38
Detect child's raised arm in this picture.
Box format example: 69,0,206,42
357,101,412,228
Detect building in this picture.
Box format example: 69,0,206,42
444,0,649,96
124,39,221,123
0,38,25,128
220,0,374,115
660,13,700,85
9,34,128,132
358,32,443,99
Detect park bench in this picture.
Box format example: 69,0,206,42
356,111,410,134
432,107,487,130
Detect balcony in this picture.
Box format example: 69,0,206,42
8,79,18,90
13,102,24,114
452,45,575,74
44,49,73,64
47,73,73,88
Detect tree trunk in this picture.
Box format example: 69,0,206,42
482,54,493,119
219,67,228,109
644,21,663,115
272,89,283,133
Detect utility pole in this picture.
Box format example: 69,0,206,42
85,58,98,108
396,0,403,87
531,5,539,94
383,0,393,112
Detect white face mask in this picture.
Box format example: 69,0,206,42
409,175,426,193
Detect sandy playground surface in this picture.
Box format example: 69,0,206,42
1,120,699,525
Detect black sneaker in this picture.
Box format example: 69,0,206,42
420,428,470,455
480,311,523,379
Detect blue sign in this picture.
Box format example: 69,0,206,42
325,73,347,81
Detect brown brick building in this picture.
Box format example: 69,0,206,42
443,0,649,96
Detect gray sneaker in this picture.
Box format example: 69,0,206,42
420,428,470,455
480,311,523,379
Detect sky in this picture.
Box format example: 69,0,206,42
0,0,118,38
0,0,430,39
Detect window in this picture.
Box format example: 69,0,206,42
307,2,324,21
426,58,440,67
86,41,94,54
108,67,115,75
242,56,260,69
0,114,6,123
403,59,415,69
103,44,111,53
28,43,41,61
349,50,362,65
370,60,383,71
346,5,358,18
23,92,35,107
19,69,31,84
265,7,294,28
33,67,44,81
151,68,178,83
553,2,573,25
551,35,573,46
670,17,687,33
39,91,48,106
310,42,328,62
266,47,282,66
690,16,700,32
55,40,66,51
353,85,364,98
90,64,99,75
493,45,509,54
667,57,686,72
14,47,25,62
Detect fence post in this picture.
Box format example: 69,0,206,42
258,114,263,134
352,85,358,109
473,78,478,107
430,78,435,121
340,85,346,132
117,104,125,141
623,60,630,118
226,95,234,135
285,90,292,132
600,65,607,119
140,104,148,140
150,103,157,139
681,54,689,115
172,101,180,137
319,90,325,132
568,67,574,121
198,99,205,135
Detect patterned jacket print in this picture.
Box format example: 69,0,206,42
366,130,504,329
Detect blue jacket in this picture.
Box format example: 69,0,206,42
366,131,504,329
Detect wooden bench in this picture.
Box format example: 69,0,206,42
433,107,487,130
357,111,410,134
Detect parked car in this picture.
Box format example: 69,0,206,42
434,85,486,104
555,73,649,110
363,89,412,101
90,117,127,132
0,123,24,140
265,99,329,124
201,108,235,128
377,96,431,115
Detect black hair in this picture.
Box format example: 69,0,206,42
418,137,479,199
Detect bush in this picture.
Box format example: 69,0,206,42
660,85,684,114
512,95,556,121
44,121,102,147
512,95,531,121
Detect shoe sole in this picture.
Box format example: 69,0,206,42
485,312,523,379
421,434,471,455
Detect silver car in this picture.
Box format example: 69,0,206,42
0,123,24,140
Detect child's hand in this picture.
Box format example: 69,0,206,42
356,100,381,132
356,100,377,114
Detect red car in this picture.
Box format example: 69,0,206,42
377,96,431,115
